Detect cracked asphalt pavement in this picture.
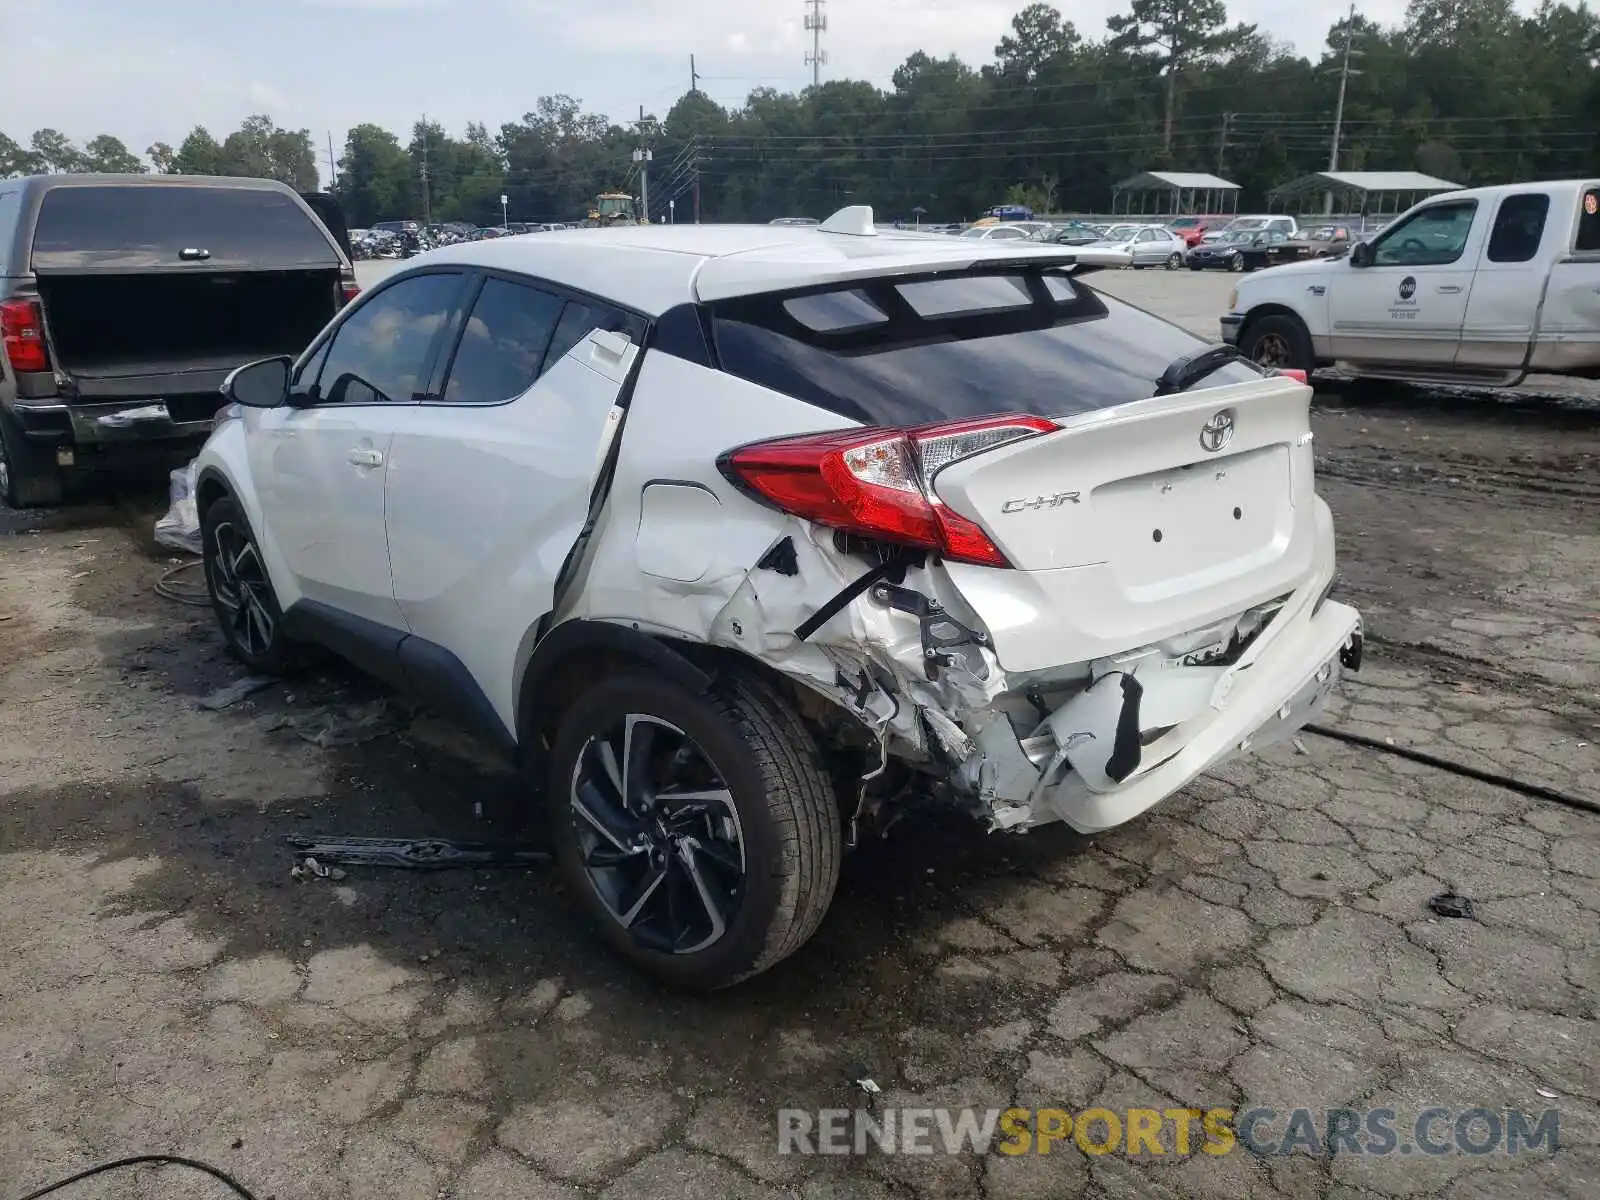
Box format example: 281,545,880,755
1,269,1596,1199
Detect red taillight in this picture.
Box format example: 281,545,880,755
722,414,1057,568
339,280,361,307
1276,368,1308,385
0,298,50,373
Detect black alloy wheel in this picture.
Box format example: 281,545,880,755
549,671,841,989
569,713,747,956
201,495,303,673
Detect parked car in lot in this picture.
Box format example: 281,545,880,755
958,223,1035,242
1166,215,1225,247
1089,224,1188,268
1223,179,1600,386
1285,224,1354,258
1034,221,1104,246
0,174,357,508
1187,229,1297,272
193,208,1360,988
1222,214,1299,239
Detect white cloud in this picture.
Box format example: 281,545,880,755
301,0,445,9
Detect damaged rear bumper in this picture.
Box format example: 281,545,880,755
1024,598,1361,833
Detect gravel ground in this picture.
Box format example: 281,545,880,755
1,266,1596,1200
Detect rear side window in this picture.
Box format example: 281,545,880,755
710,273,1264,426
440,278,564,404
1578,188,1600,252
32,185,341,271
1486,194,1549,263
541,299,645,373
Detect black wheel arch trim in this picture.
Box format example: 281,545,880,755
516,619,716,747
194,464,236,514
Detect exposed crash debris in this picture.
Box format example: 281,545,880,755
154,462,203,556
196,676,277,711
291,699,403,748
284,834,552,870
697,518,1355,840
1427,892,1476,920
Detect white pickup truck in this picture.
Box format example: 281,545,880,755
1220,179,1600,386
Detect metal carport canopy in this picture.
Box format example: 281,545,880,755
1268,171,1461,214
1110,171,1241,216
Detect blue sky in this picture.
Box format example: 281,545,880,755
6,0,1471,185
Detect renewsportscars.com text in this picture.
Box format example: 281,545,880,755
777,1106,1560,1158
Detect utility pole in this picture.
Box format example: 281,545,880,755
419,114,432,224
1216,112,1233,176
633,106,654,224
325,131,338,193
1325,4,1362,214
803,0,828,88
690,54,700,95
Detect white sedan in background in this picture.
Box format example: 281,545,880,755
1090,224,1189,269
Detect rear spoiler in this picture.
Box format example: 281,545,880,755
969,248,1132,277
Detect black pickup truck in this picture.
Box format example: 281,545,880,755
0,174,356,507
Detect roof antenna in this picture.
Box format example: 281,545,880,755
818,205,876,236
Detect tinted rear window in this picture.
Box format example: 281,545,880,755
710,273,1264,426
32,185,340,271
0,190,19,275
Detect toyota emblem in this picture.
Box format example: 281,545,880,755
1199,410,1235,453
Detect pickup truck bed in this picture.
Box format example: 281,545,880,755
0,174,354,507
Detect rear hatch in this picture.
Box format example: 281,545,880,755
30,181,345,404
708,262,1319,674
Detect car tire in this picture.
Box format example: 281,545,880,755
0,406,65,509
1166,252,1183,270
1240,313,1315,374
549,669,842,990
1228,253,1244,272
201,494,305,674
1188,263,1203,271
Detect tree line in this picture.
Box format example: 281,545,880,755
3,0,1597,227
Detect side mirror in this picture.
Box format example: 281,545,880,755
223,356,292,408
1348,241,1374,269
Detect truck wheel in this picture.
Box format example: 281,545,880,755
549,669,842,990
1241,314,1315,374
0,407,64,509
201,494,305,674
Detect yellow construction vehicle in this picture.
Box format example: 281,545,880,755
583,192,647,227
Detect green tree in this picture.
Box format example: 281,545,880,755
29,128,84,173
83,134,146,173
172,127,223,174
215,115,318,188
147,142,176,173
0,131,40,177
338,124,412,225
994,3,1081,80
1106,0,1252,156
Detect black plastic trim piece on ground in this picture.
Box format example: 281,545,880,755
13,1154,259,1200
1303,723,1598,815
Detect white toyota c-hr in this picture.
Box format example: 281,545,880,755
195,208,1363,989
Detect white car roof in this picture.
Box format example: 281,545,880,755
411,220,1117,315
